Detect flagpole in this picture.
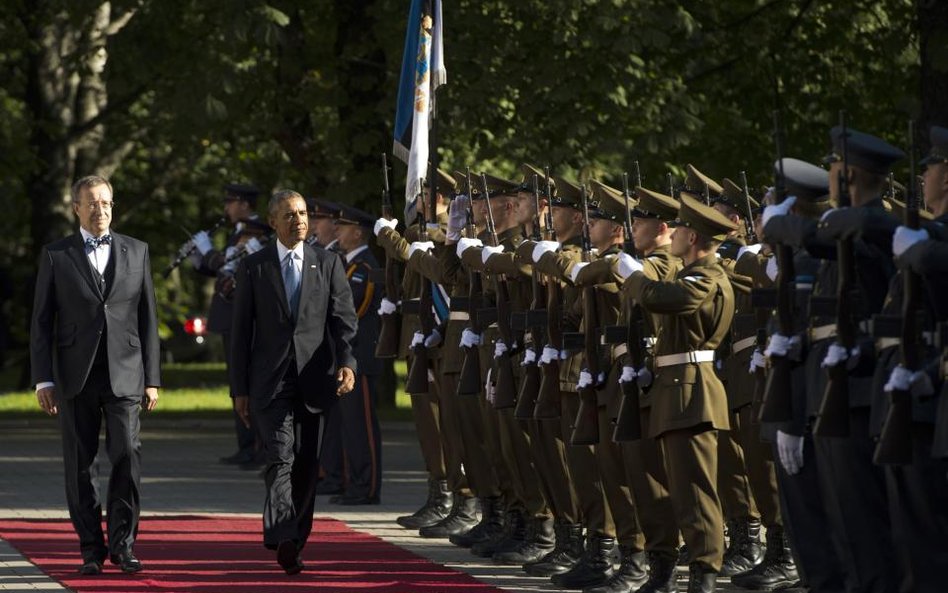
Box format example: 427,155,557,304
426,0,439,221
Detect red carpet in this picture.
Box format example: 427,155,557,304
0,515,506,592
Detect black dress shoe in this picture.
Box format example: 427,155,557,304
333,494,380,505
78,559,103,575
277,540,304,575
110,550,143,574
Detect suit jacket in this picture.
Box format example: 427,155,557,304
230,241,358,411
30,232,161,398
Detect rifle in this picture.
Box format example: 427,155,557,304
874,121,920,464
458,168,486,396
759,110,798,423
667,172,676,200
514,174,548,419
163,217,227,278
740,171,757,243
481,173,518,409
813,111,855,437
613,172,644,442
404,177,433,395
534,168,563,419
570,183,602,445
375,153,401,358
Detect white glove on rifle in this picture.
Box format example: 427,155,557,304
532,241,561,263
619,366,637,384
761,196,797,228
424,328,443,348
192,230,213,256
244,237,264,255
884,364,935,397
749,348,767,373
569,262,589,284
776,430,804,475
460,328,482,348
374,217,398,237
410,331,425,349
408,241,434,258
377,297,397,316
765,333,793,358
736,243,763,260
892,226,929,258
616,252,644,280
494,339,509,358
456,237,483,258
482,244,505,264
447,196,469,241
635,367,653,388
821,343,858,368
522,348,537,366
540,345,560,365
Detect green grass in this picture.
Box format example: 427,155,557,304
0,361,413,421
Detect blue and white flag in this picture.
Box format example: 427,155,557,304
393,0,445,202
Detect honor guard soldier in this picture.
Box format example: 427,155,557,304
616,194,738,593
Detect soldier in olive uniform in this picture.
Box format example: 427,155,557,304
617,194,738,593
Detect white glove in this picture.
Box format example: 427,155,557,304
460,328,482,348
243,237,264,255
456,237,483,258
424,328,443,348
736,243,763,260
616,252,644,280
749,348,767,373
485,368,495,403
893,226,929,258
635,367,653,388
192,230,213,255
377,297,397,316
374,217,398,237
821,343,858,368
619,366,637,384
410,331,425,348
540,345,560,365
765,256,779,282
408,241,434,258
776,430,804,475
494,339,509,358
569,262,589,283
482,244,505,264
884,365,935,397
761,196,797,228
447,196,469,241
522,348,537,366
765,333,791,358
577,369,593,389
532,240,561,263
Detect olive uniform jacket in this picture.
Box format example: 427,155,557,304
625,253,735,438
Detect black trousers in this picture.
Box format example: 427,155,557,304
773,431,846,593
337,373,382,499
258,367,324,550
59,364,141,562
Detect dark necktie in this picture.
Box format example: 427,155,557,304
85,235,112,249
283,252,301,317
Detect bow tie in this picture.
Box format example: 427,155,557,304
85,235,112,249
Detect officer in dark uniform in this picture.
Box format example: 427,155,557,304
191,183,266,467
325,204,383,505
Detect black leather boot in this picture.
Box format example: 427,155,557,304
719,518,763,576
730,526,799,591
634,552,679,593
471,508,525,557
551,534,616,589
396,479,452,529
418,495,479,538
449,496,504,548
583,545,648,593
492,516,556,565
685,563,716,593
524,522,585,577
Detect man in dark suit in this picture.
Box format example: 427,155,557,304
190,183,266,467
325,204,383,505
230,189,358,575
31,175,161,576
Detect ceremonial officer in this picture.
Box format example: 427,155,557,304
190,183,267,469
617,194,737,593
305,199,341,249
324,204,384,505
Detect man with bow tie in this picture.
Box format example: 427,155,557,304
30,175,161,576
